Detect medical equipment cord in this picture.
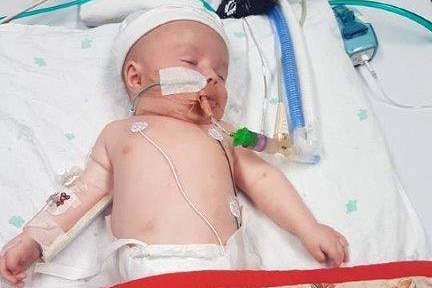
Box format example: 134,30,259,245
300,0,307,27
328,0,432,33
0,0,52,24
217,140,241,229
0,0,217,23
196,0,217,13
130,83,161,115
269,5,304,130
0,0,95,23
359,57,432,109
136,129,226,254
242,17,270,134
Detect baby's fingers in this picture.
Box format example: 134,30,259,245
322,243,343,268
310,246,327,264
334,233,350,263
15,280,25,288
335,241,348,266
5,254,26,279
15,271,27,280
0,256,18,284
335,231,349,248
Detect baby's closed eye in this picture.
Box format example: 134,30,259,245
181,59,197,66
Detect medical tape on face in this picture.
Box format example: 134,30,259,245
159,67,207,96
130,67,207,114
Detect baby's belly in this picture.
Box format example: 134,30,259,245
110,190,238,245
109,146,239,245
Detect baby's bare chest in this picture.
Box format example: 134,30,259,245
108,119,234,192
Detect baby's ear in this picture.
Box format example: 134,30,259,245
124,60,143,94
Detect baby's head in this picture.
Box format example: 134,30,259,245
114,5,229,123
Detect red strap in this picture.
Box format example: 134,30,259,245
112,261,432,288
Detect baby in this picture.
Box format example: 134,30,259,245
0,5,349,287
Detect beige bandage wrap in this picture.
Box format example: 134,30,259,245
23,160,113,262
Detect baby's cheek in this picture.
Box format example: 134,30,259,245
215,102,226,120
218,92,228,111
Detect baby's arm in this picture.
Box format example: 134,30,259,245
233,146,349,267
0,127,113,287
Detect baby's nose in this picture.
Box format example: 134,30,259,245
206,77,218,85
201,66,219,82
199,78,218,96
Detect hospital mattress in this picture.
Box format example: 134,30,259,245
0,0,430,287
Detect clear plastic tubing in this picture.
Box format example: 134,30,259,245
269,4,321,164
0,0,94,22
0,0,217,22
328,0,432,33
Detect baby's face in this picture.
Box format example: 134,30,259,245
124,20,229,123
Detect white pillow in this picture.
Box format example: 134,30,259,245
79,0,223,26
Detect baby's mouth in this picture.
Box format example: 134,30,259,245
199,96,218,119
208,99,217,110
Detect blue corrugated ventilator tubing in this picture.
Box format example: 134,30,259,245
268,5,305,130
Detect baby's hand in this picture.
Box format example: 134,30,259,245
300,223,349,268
0,233,41,288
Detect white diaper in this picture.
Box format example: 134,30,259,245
113,224,262,282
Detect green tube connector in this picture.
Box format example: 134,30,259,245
328,0,432,33
232,127,258,148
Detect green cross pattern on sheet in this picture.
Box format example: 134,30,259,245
34,57,47,67
9,215,25,228
65,133,75,140
81,38,93,49
357,109,368,121
346,199,358,214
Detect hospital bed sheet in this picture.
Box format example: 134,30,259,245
2,0,430,248
223,0,430,269
352,0,432,250
0,0,430,287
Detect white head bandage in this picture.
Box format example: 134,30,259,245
113,5,228,77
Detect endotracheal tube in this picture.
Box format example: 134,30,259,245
200,96,292,157
135,66,304,162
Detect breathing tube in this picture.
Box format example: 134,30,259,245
328,0,432,34
212,2,320,163
269,6,304,130
267,4,320,164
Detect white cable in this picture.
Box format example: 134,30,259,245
300,0,307,27
242,17,269,134
210,117,232,136
137,130,226,255
0,0,52,24
359,57,432,109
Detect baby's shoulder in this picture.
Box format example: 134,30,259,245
97,117,154,143
99,118,134,136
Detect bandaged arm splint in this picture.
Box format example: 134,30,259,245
18,132,112,262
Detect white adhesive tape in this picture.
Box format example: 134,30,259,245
159,66,207,95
